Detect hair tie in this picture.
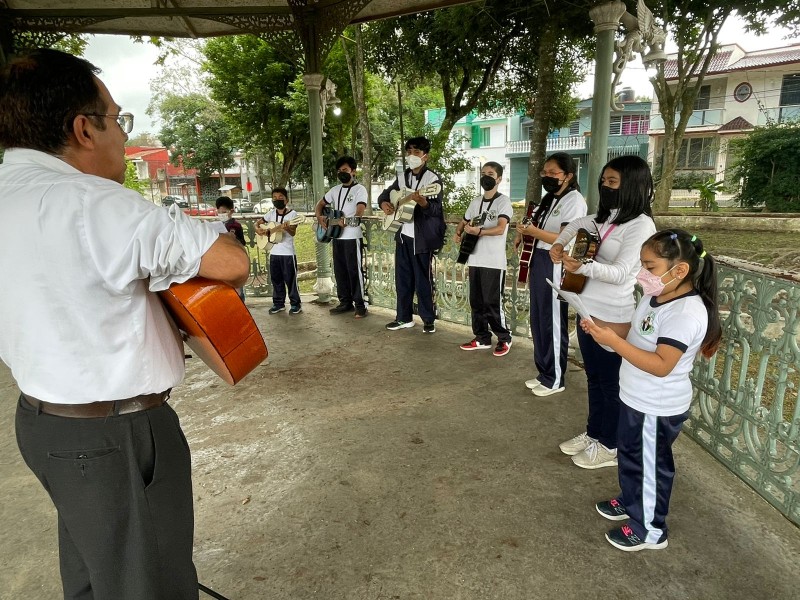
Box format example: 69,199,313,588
690,235,697,242
668,232,677,241
699,250,707,258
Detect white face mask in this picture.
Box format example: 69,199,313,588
406,154,424,170
217,212,229,221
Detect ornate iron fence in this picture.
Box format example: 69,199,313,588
239,217,800,526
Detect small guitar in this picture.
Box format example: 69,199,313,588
255,215,305,251
456,211,488,264
315,206,362,243
560,228,600,293
158,278,268,385
517,216,535,283
381,183,442,233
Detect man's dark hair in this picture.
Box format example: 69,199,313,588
271,187,288,199
405,136,431,154
335,156,357,170
482,161,504,178
215,196,234,210
0,48,107,153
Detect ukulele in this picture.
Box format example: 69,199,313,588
560,228,600,293
456,211,488,264
255,215,306,251
381,183,442,233
158,278,268,385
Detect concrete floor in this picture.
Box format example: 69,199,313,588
2,296,800,600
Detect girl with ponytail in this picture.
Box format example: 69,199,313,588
580,228,721,551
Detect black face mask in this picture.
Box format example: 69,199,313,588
479,175,496,192
337,172,352,184
599,186,620,210
273,200,286,210
541,176,564,194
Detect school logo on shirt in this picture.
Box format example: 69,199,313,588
488,209,498,221
639,310,656,335
552,206,561,216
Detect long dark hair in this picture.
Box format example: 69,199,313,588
597,155,654,225
643,229,722,358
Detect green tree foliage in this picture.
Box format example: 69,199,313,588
123,160,147,196
730,123,800,212
157,93,235,182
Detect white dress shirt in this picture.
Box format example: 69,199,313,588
0,149,220,403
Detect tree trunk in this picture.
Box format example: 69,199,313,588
341,26,374,213
525,23,558,205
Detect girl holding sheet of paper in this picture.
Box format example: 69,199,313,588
549,155,656,470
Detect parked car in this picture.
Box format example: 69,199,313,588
183,203,218,217
161,195,190,209
234,199,254,213
252,200,274,214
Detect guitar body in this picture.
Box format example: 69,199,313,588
517,216,535,283
560,228,600,294
382,183,442,232
159,278,268,385
256,215,305,251
457,211,488,265
316,205,344,243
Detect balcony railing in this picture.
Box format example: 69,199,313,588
235,218,800,527
506,136,588,155
756,105,800,126
650,108,725,130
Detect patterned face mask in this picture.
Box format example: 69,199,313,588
636,265,676,296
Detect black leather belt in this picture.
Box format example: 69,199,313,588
21,390,170,418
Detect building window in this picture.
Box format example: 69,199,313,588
676,137,716,169
780,73,800,107
480,127,491,147
609,114,648,135
693,85,711,110
569,120,580,136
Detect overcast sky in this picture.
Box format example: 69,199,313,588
82,14,796,138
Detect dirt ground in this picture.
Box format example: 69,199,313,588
2,296,800,600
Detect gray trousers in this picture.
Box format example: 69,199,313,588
15,395,198,600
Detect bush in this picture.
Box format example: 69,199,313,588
671,171,710,191
730,123,800,213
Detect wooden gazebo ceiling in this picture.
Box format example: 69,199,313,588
0,1,479,38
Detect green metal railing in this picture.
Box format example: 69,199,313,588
239,218,800,526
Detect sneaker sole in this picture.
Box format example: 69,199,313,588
532,386,565,397
461,345,492,351
559,445,590,456
493,350,510,356
605,533,668,552
386,323,415,331
596,504,628,521
572,456,618,470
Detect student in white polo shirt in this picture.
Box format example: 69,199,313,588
454,161,514,356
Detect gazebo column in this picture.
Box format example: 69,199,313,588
302,72,334,303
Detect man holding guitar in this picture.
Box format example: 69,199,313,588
454,162,514,357
0,49,249,600
315,156,369,318
377,137,446,334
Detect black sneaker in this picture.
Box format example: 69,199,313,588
605,525,668,552
268,305,285,314
386,320,414,331
329,303,353,314
354,307,368,319
289,305,302,315
423,322,436,334
596,499,628,521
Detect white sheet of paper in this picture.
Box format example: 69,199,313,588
208,221,228,234
545,278,593,322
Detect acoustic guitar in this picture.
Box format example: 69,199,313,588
560,228,600,294
255,215,305,251
159,278,268,385
315,206,361,243
381,183,442,233
456,211,488,264
516,216,535,283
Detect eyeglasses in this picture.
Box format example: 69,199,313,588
540,170,565,177
84,112,134,134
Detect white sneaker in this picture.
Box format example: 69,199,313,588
532,384,565,397
559,432,597,456
572,442,618,470
525,379,543,390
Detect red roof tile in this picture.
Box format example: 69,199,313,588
663,50,733,80
727,46,800,71
718,116,754,133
